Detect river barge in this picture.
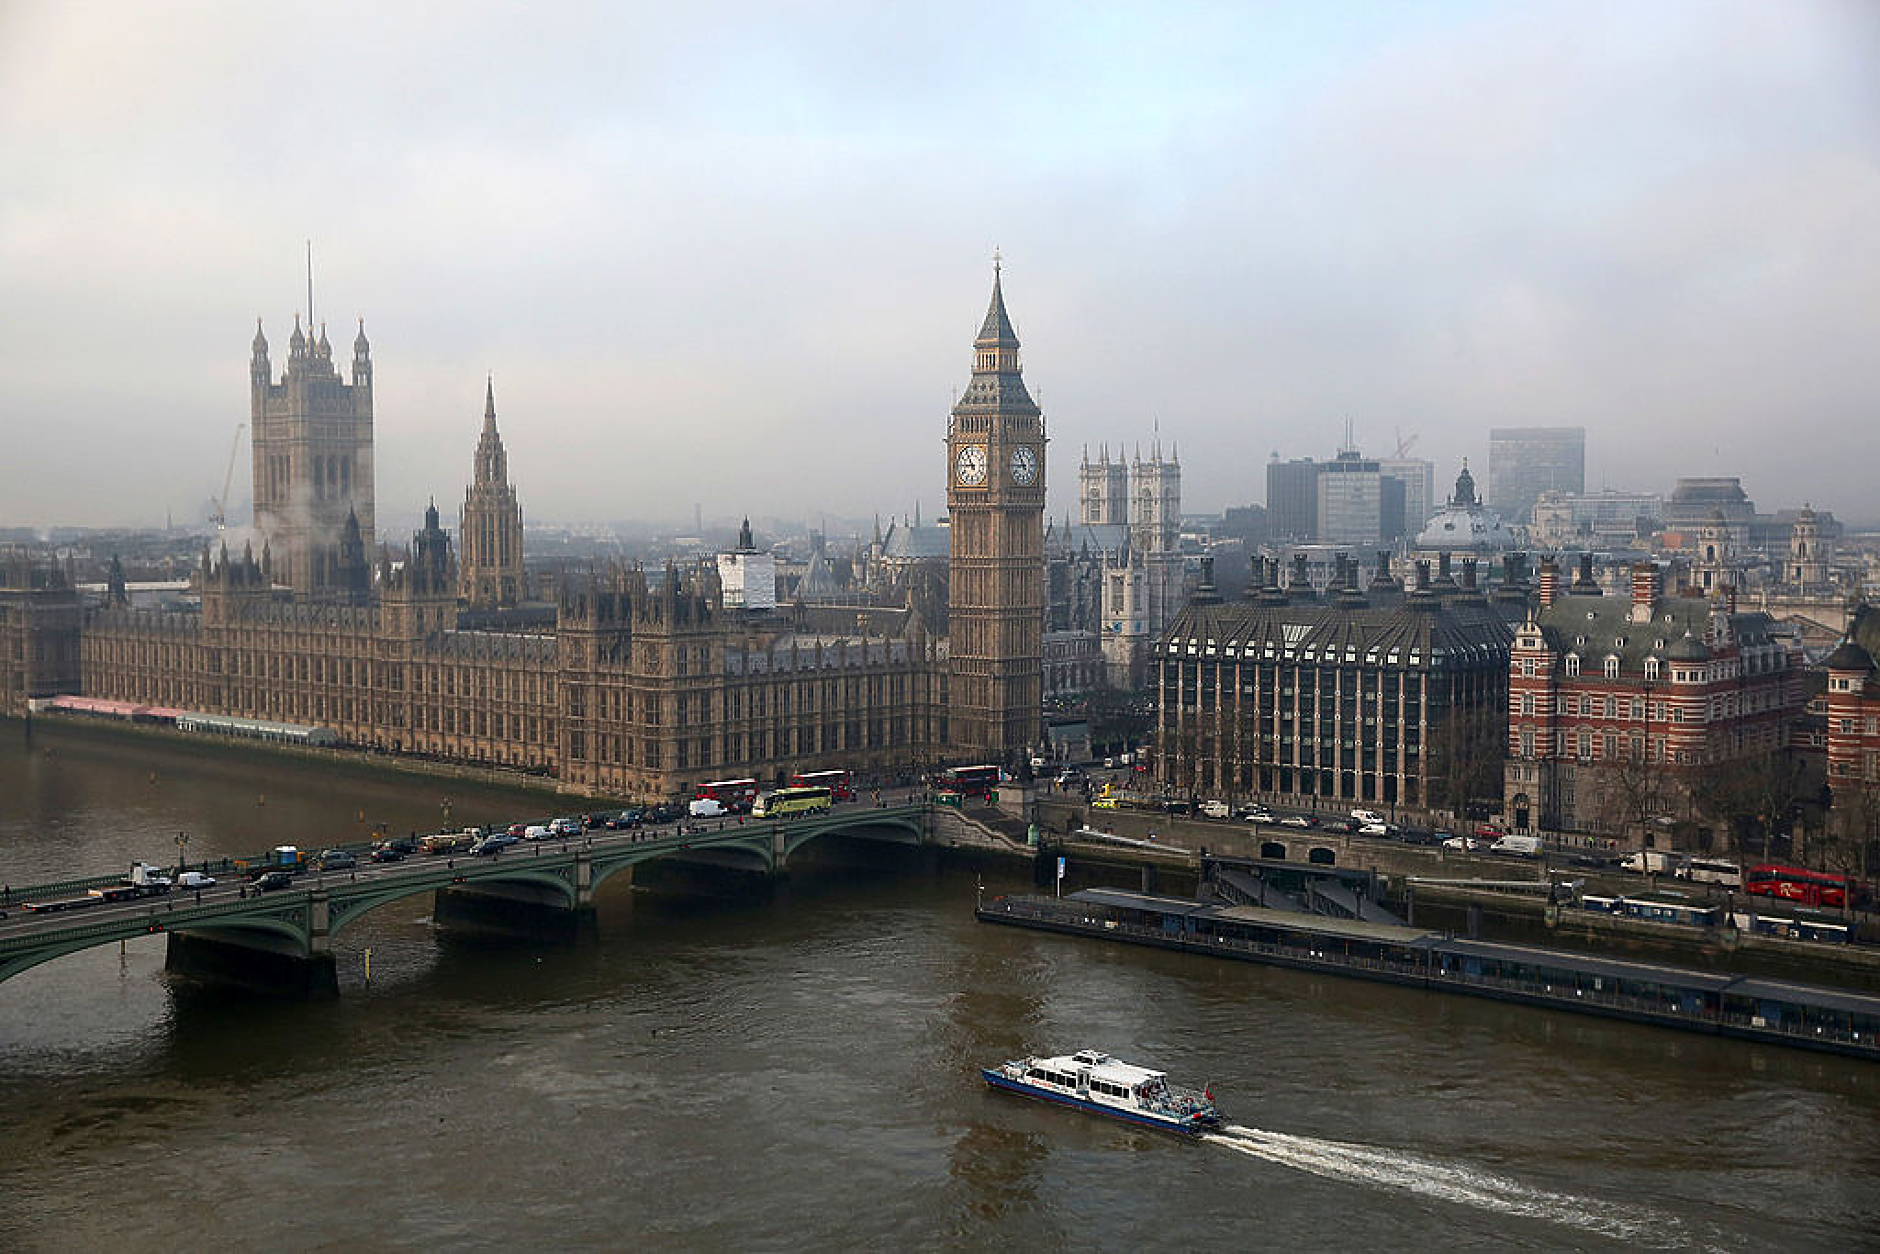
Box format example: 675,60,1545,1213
978,889,1880,1062
983,1049,1222,1135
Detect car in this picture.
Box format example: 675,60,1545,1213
1162,799,1194,815
1400,829,1441,847
382,836,420,855
1351,809,1385,825
1358,822,1394,837
253,871,294,892
1443,835,1485,852
371,845,406,863
1091,797,1118,810
1238,808,1276,824
1474,824,1508,840
318,850,357,871
472,834,520,856
550,817,583,837
1278,814,1314,828
507,822,528,838
174,871,217,889
648,804,681,824
1198,800,1231,820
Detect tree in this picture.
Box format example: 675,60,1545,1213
1594,742,1664,847
1428,700,1505,818
1692,751,1806,862
1818,784,1880,887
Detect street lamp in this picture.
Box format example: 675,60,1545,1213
442,796,453,830
173,830,189,875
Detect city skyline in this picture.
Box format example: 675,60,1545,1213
4,2,1879,530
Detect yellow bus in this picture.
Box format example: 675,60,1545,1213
753,786,833,818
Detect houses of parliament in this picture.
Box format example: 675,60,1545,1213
0,272,1049,797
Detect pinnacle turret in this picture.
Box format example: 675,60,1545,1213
975,257,1019,348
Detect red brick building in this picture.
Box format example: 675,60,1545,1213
1504,557,1805,847
1823,606,1880,863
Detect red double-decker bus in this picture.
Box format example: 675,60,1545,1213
790,769,854,801
938,764,1002,797
696,778,759,808
1745,864,1857,909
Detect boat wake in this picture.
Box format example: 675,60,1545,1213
1204,1125,1682,1245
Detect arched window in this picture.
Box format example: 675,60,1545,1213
1604,656,1620,679
1645,658,1661,681
1565,654,1580,677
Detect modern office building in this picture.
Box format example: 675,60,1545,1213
1316,451,1406,545
1488,427,1585,525
1266,457,1320,541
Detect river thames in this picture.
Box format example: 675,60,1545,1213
2,724,1877,1251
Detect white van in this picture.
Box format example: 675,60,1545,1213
688,798,727,819
1621,850,1687,875
1199,800,1231,820
1350,809,1385,825
1490,834,1543,858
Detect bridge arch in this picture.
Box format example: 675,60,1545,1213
0,908,312,988
325,869,579,940
778,811,924,867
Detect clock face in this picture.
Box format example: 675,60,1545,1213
955,444,989,487
1010,445,1038,486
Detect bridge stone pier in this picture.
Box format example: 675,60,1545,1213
434,850,606,943
166,888,339,998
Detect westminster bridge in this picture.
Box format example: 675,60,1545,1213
0,801,936,997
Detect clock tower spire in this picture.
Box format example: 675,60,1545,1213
947,258,1046,762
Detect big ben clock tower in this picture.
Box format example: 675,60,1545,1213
947,259,1046,762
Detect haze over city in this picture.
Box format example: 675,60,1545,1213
4,0,1877,529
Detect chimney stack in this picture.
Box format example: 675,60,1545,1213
1630,561,1662,623
1290,552,1311,596
1461,557,1478,591
1539,559,1561,610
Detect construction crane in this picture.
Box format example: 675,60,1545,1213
211,423,245,531
1393,428,1419,459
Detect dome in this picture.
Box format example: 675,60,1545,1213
1415,504,1513,552
1666,633,1710,662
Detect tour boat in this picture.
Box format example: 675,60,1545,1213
982,1049,1222,1135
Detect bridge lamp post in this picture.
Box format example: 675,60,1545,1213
442,797,453,830
173,830,189,875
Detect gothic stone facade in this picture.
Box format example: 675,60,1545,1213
76,529,949,798
946,265,1045,761
250,317,376,598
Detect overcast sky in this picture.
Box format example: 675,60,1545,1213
4,1,1877,533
